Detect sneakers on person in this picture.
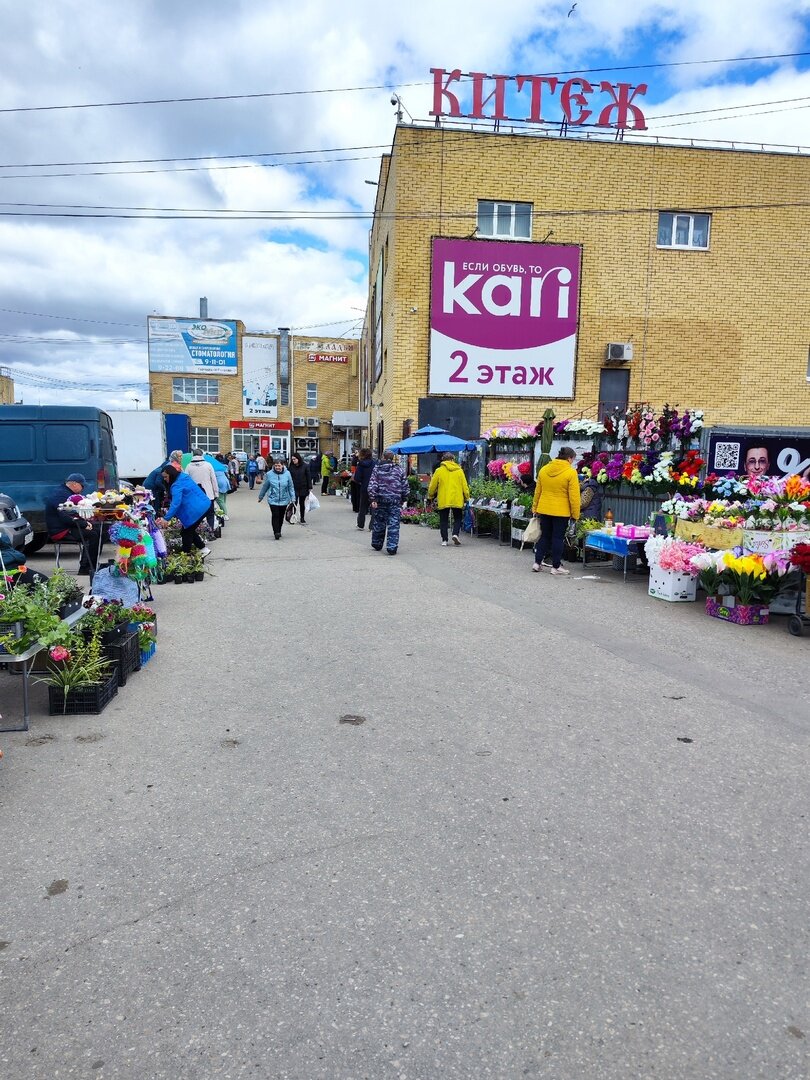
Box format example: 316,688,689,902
441,540,448,547
550,566,570,575
357,525,365,531
387,548,397,555
200,547,211,559
452,535,461,546
371,544,383,551
274,534,281,540
532,562,541,572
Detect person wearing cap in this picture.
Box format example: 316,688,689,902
43,473,105,578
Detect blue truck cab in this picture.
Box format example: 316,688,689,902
0,405,118,550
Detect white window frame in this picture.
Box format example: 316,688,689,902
172,377,220,404
190,426,220,453
477,199,532,240
306,382,318,408
657,212,711,251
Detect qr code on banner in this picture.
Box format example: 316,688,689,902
713,442,741,471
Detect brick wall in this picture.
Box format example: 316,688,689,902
366,126,810,436
148,325,359,454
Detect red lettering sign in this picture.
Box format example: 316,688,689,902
307,353,348,364
429,68,647,130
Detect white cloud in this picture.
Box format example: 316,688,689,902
0,0,807,406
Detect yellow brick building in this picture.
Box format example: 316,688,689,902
0,371,14,405
148,318,362,460
364,125,810,448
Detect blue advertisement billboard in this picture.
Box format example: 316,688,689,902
147,317,238,375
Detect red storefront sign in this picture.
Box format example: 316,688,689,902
307,353,348,364
229,420,292,430
430,67,648,130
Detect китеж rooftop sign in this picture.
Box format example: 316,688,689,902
430,68,648,131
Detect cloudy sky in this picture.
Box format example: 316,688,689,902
1,0,808,407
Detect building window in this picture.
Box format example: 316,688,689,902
190,426,219,453
657,212,710,250
172,378,219,404
477,200,532,240
306,383,317,408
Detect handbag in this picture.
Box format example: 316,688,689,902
521,516,541,547
285,501,298,524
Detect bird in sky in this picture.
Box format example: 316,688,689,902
568,2,577,14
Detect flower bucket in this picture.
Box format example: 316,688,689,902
742,530,778,555
139,642,156,666
776,530,810,553
48,670,119,715
705,597,769,625
648,567,697,602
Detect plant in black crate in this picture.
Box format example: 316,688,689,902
39,630,118,715
45,568,85,619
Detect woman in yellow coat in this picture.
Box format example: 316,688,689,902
428,452,471,546
531,446,581,575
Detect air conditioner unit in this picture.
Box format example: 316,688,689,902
609,341,635,362
293,416,306,427
606,342,633,363
306,417,320,427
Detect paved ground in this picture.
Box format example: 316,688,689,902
1,490,808,1080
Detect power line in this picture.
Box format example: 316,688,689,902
0,51,806,116
0,306,142,327
0,199,807,222
3,90,810,171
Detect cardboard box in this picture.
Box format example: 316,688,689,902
705,597,770,625
648,567,698,602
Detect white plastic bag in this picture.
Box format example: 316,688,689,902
306,492,320,512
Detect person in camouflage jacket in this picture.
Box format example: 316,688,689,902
367,451,409,555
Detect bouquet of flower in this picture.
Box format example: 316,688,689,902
645,537,705,575
790,543,810,574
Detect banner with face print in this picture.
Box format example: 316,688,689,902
242,336,279,420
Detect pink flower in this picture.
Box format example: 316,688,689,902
49,646,72,663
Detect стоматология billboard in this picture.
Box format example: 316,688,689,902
429,238,580,398
147,317,238,375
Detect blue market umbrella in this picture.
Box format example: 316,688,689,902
387,433,477,455
412,425,449,435
180,452,228,472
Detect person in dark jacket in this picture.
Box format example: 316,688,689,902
354,448,375,530
368,451,409,555
578,472,603,522
288,452,312,525
308,453,321,486
156,468,212,556
144,459,171,508
43,473,104,577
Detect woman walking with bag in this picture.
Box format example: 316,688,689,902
531,447,581,576
427,452,470,547
257,459,296,540
288,452,312,525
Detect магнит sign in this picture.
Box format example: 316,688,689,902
429,238,580,399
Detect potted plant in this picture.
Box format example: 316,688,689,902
44,568,85,619
188,552,205,582
39,631,118,714
0,584,73,655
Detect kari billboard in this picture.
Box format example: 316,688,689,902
147,317,238,375
242,335,279,419
429,238,580,398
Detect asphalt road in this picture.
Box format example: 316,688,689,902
1,490,808,1080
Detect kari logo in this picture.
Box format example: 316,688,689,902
429,238,580,398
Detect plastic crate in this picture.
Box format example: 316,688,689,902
48,670,119,715
139,642,156,666
105,630,140,686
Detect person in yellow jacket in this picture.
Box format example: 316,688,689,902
531,446,581,575
428,452,471,547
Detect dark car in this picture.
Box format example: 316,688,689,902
0,491,33,554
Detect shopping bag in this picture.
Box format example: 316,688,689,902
306,492,320,512
520,516,541,548
285,501,298,524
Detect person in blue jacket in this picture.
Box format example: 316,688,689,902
156,467,212,556
257,458,296,540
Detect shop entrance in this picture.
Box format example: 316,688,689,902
598,368,630,420
232,429,290,462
